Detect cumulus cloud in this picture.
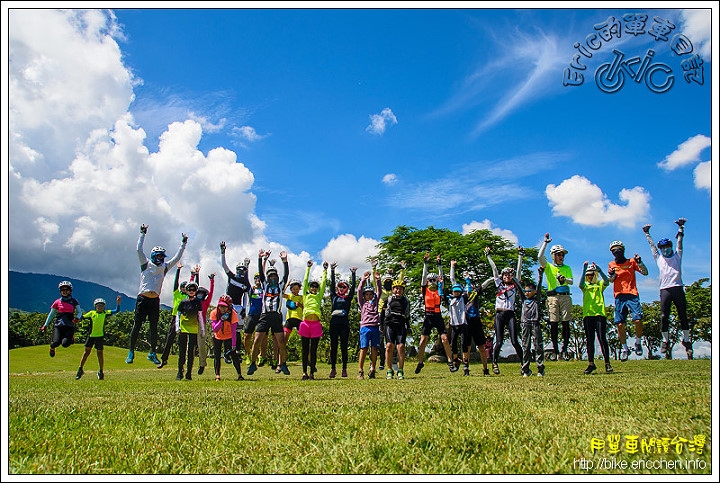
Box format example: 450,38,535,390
462,220,518,245
366,107,397,135
382,173,398,185
545,175,650,228
658,134,711,171
320,234,379,272
693,161,711,191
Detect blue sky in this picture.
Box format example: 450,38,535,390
3,5,716,357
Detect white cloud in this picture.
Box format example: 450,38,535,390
366,107,397,135
462,220,518,245
233,125,267,143
382,173,398,185
545,175,650,228
658,134,711,171
680,9,712,59
320,234,379,273
693,161,711,191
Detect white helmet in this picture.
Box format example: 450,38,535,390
550,244,568,255
58,281,72,290
94,298,106,306
609,240,625,252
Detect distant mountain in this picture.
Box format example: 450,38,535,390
8,271,170,313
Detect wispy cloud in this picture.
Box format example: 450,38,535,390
545,175,650,228
366,107,397,135
233,125,269,143
382,173,398,185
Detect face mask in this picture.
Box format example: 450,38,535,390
660,246,674,258
383,281,392,290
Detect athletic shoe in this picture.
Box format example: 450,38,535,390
397,369,404,380
97,371,104,380
463,368,470,376
280,364,290,375
453,357,462,369
246,362,257,375
147,352,161,365
492,362,500,375
448,362,459,373
75,368,84,380
157,360,167,369
301,373,310,381
561,351,570,361
126,350,134,364
357,371,364,380
634,340,643,356
198,366,206,375
660,340,668,354
378,365,384,371
185,373,192,380
522,369,532,377
258,357,267,367
584,364,597,375
215,375,221,381
605,363,613,373
537,368,545,378
175,371,183,380
368,368,376,379
415,362,424,374
309,372,315,380
341,369,348,378
49,347,56,357
329,369,337,379
682,341,694,360
237,374,245,381
620,347,629,362
483,368,490,376
386,369,394,379
275,365,281,374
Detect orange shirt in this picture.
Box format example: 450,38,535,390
608,258,641,298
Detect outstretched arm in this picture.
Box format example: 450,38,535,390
642,224,660,259
485,247,499,278
538,232,551,268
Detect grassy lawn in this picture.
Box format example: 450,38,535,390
7,345,712,475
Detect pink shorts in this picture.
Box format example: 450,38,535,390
298,319,323,338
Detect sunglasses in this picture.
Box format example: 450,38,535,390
60,287,71,291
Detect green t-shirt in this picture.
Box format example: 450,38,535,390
543,263,573,293
81,310,113,337
580,281,608,317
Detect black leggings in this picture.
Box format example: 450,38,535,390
130,295,160,353
329,320,349,370
583,316,610,363
51,325,76,349
493,310,523,363
301,337,319,375
213,337,242,376
549,321,570,352
660,286,689,332
177,332,197,373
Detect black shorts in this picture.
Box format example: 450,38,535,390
284,317,302,331
84,336,104,350
466,316,487,346
421,312,446,336
245,313,261,334
256,311,283,333
385,323,408,346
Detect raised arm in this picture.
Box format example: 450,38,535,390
220,241,232,274
449,260,457,286
516,246,524,280
675,217,686,256
165,232,188,271
641,224,660,259
485,246,499,279
538,232,551,268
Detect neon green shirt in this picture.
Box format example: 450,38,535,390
80,309,115,337
580,281,608,317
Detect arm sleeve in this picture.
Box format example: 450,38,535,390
538,239,549,267
421,261,428,285
348,271,357,300
486,254,499,278
173,266,181,291
644,232,660,259
137,232,148,268
221,251,232,275
449,264,457,286
165,240,186,271
579,263,588,289
516,253,522,280
44,308,58,328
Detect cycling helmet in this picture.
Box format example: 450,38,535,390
93,298,106,305
150,246,166,256
657,238,672,248
337,280,349,289
254,272,261,280
501,267,515,277
218,294,233,307
58,281,73,290
426,272,438,282
362,285,375,295
308,280,320,289
550,244,568,255
392,280,405,288
196,286,209,301
150,246,166,264
266,265,278,278
185,281,199,291
451,284,463,292
179,281,188,290
236,262,248,271
288,279,301,288
609,240,625,252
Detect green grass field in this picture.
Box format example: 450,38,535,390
8,344,712,475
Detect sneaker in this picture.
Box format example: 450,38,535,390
368,368,376,379
522,371,529,378
275,365,281,374
584,364,597,375
415,362,424,374
237,374,245,381
386,368,394,379
126,350,134,364
147,352,160,365
561,351,570,361
620,347,629,362
329,369,337,379
258,357,267,367
448,362,459,373
185,373,192,380
49,347,56,358
483,368,490,376
605,363,613,373
197,366,205,375
176,371,183,380
378,365,384,371
357,371,364,380
634,340,643,356
97,371,104,380
660,340,668,354
397,369,404,380
157,360,167,369
537,367,545,377
280,364,290,375
492,362,500,375
301,373,310,380
463,368,470,376
246,362,257,375
682,341,694,360
75,368,84,380
215,375,221,381
453,357,462,369
341,369,348,378
309,372,315,380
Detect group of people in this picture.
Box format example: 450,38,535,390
42,219,694,381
